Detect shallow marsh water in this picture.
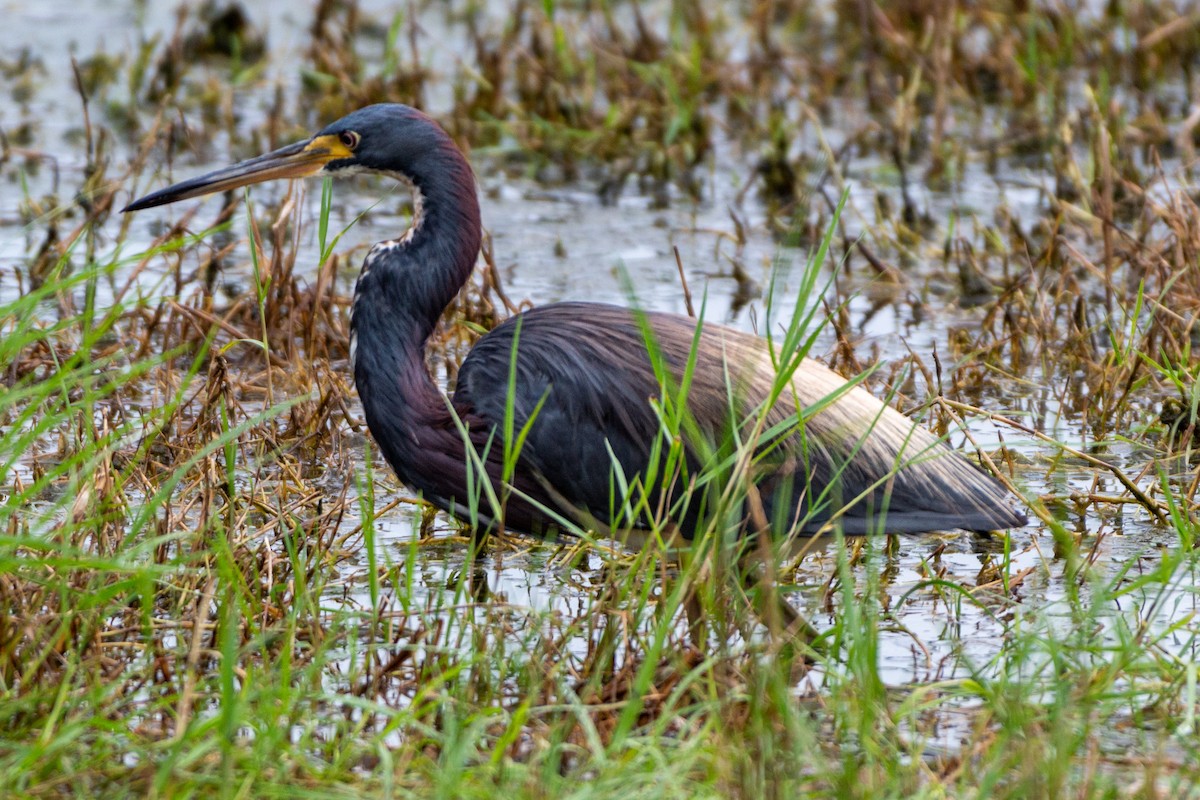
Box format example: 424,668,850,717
4,0,1198,782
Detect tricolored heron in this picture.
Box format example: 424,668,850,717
124,104,1026,541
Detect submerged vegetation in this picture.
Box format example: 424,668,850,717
4,0,1200,796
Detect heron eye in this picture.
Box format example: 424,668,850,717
339,131,360,150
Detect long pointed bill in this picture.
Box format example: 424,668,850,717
122,134,355,212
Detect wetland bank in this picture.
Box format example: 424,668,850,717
3,0,1200,796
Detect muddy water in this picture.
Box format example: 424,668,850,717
2,1,1186,699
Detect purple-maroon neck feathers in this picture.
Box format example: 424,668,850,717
346,108,482,492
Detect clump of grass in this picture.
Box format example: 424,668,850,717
300,0,429,121
2,185,1179,798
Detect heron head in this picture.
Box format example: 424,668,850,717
122,104,456,212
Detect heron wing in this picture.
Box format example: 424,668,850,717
453,302,1022,536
